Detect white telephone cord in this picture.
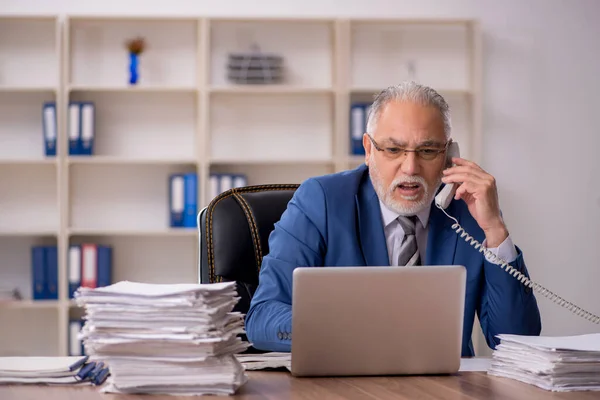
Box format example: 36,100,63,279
437,205,600,325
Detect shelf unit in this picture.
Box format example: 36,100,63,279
0,15,481,356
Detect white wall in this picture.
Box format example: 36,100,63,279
3,0,600,344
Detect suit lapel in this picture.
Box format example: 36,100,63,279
425,201,459,265
356,174,390,266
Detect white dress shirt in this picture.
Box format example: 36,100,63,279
379,200,518,266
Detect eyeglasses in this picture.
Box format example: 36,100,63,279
366,134,449,161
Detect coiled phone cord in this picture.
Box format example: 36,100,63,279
437,205,600,325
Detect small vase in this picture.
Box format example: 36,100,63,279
129,52,139,85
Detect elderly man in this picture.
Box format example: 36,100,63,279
245,81,541,357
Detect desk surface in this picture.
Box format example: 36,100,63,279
1,371,597,400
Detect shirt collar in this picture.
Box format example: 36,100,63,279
378,198,431,229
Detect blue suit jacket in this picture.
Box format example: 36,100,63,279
245,164,542,356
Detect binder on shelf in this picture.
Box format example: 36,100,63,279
96,245,112,288
220,174,233,193
31,245,58,300
68,102,81,155
68,319,84,356
46,246,58,300
68,245,81,299
80,102,95,156
31,246,46,300
42,102,57,157
169,174,185,227
183,173,198,228
81,244,97,289
350,102,370,155
232,174,248,189
208,173,249,201
209,174,219,202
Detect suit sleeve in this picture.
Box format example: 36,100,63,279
477,245,542,349
244,178,327,352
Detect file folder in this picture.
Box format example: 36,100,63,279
81,244,97,288
68,102,81,155
97,245,112,288
69,320,83,356
232,174,248,189
31,246,46,300
68,245,81,299
169,174,185,227
42,102,57,157
80,102,95,156
0,355,109,386
220,174,233,193
209,174,220,201
46,246,58,300
183,173,198,228
350,102,369,155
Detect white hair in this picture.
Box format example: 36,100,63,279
365,81,452,139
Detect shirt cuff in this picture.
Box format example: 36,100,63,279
482,234,518,264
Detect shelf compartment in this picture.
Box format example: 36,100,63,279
0,236,58,301
69,235,198,286
68,17,198,87
210,93,333,162
0,91,58,160
68,90,197,160
350,21,471,91
0,17,58,88
209,19,333,88
210,162,335,187
69,163,197,231
0,307,59,356
0,164,58,232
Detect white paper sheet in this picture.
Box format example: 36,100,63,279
496,333,600,352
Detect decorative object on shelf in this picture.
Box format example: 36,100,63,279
406,60,418,81
0,287,21,302
227,44,284,84
125,37,146,85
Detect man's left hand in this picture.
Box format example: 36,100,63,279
441,157,508,247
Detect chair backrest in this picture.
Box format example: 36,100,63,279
198,184,299,316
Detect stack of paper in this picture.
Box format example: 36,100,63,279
0,356,108,386
488,333,600,392
236,352,291,371
75,281,249,396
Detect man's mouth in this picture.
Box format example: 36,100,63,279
398,183,420,189
396,183,421,197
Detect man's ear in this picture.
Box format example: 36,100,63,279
363,133,370,165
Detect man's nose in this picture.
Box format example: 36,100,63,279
399,151,420,176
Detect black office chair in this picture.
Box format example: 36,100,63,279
198,184,299,318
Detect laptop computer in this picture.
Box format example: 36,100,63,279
290,265,466,377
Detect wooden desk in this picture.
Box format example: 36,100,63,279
0,371,597,400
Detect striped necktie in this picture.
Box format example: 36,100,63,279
396,216,420,266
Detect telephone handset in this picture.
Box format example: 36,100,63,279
434,141,600,324
435,141,461,209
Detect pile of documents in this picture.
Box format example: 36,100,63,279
235,352,291,371
0,355,108,386
75,280,249,396
488,333,600,392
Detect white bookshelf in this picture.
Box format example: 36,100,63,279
0,15,482,356
0,14,62,357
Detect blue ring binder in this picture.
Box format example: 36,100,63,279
68,355,89,371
